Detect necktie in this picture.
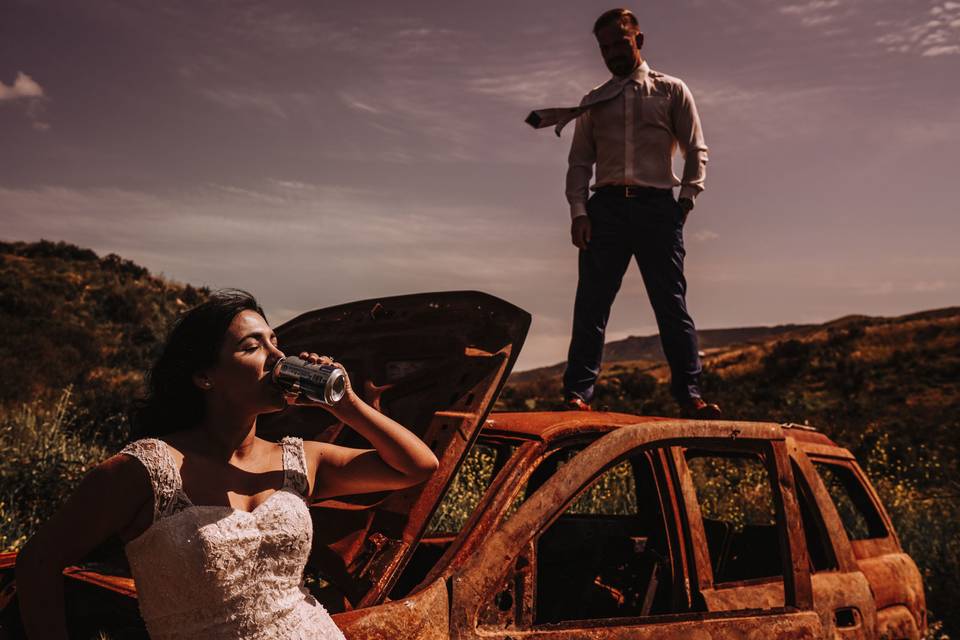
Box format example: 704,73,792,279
525,78,628,136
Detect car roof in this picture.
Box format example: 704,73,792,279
778,422,842,449
484,411,671,443
484,411,842,450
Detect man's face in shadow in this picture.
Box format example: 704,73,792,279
595,22,644,77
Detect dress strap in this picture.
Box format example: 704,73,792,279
280,436,310,498
119,438,184,523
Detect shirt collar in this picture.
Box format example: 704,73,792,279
589,60,651,104
627,60,649,83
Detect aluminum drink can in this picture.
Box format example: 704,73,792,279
270,356,346,405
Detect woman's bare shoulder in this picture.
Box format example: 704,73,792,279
97,449,156,501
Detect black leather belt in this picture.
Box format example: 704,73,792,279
594,185,671,198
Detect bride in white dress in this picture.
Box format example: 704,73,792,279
16,290,440,639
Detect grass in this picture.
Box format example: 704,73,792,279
0,388,111,552
497,314,959,637
2,387,955,638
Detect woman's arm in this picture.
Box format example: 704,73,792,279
296,353,439,500
16,454,150,639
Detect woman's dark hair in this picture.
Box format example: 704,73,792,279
130,289,265,438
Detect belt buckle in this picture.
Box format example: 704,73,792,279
624,186,642,198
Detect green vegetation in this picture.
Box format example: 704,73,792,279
1,239,206,549
566,458,637,516
427,443,501,534
1,240,956,636
687,454,776,530
0,387,109,551
0,239,208,441
499,312,959,637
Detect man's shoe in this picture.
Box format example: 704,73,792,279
680,397,722,419
564,397,592,411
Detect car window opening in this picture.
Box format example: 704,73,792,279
532,449,675,625
389,441,519,599
813,461,888,541
791,461,838,572
685,450,784,587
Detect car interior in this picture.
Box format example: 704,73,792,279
685,450,783,586
532,448,676,624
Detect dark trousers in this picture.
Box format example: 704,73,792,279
563,189,702,403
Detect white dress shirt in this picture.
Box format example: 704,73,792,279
566,61,708,219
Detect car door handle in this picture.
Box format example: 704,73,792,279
835,607,862,628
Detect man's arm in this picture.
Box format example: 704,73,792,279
671,79,708,208
566,112,595,248
565,111,595,220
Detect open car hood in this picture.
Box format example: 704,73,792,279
258,291,530,608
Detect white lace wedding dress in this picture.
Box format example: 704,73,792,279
120,436,346,640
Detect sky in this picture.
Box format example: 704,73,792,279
2,0,959,372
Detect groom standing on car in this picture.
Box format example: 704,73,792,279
534,8,720,417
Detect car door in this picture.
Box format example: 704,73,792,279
259,291,531,611
803,450,925,639
449,421,823,640
787,439,879,639
670,434,878,638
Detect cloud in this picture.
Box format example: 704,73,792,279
465,52,593,108
338,92,383,115
875,1,960,56
198,88,290,119
851,279,953,296
911,280,949,292
0,181,562,315
779,0,846,28
780,0,841,13
269,179,316,190
778,0,960,57
0,71,51,131
692,230,720,243
178,14,507,162
0,72,44,101
693,83,844,143
922,44,960,55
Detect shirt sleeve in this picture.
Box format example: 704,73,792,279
565,110,595,219
671,79,708,203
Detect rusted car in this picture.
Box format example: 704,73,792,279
0,292,926,639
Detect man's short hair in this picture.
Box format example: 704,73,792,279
593,8,639,35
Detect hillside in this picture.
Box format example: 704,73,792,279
504,308,959,421
1,240,957,635
498,306,960,634
0,240,208,438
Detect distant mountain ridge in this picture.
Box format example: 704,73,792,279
509,307,960,385
511,322,819,383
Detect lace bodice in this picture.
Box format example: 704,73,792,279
120,437,345,640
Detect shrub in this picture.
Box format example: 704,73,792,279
859,429,959,639
0,388,111,551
